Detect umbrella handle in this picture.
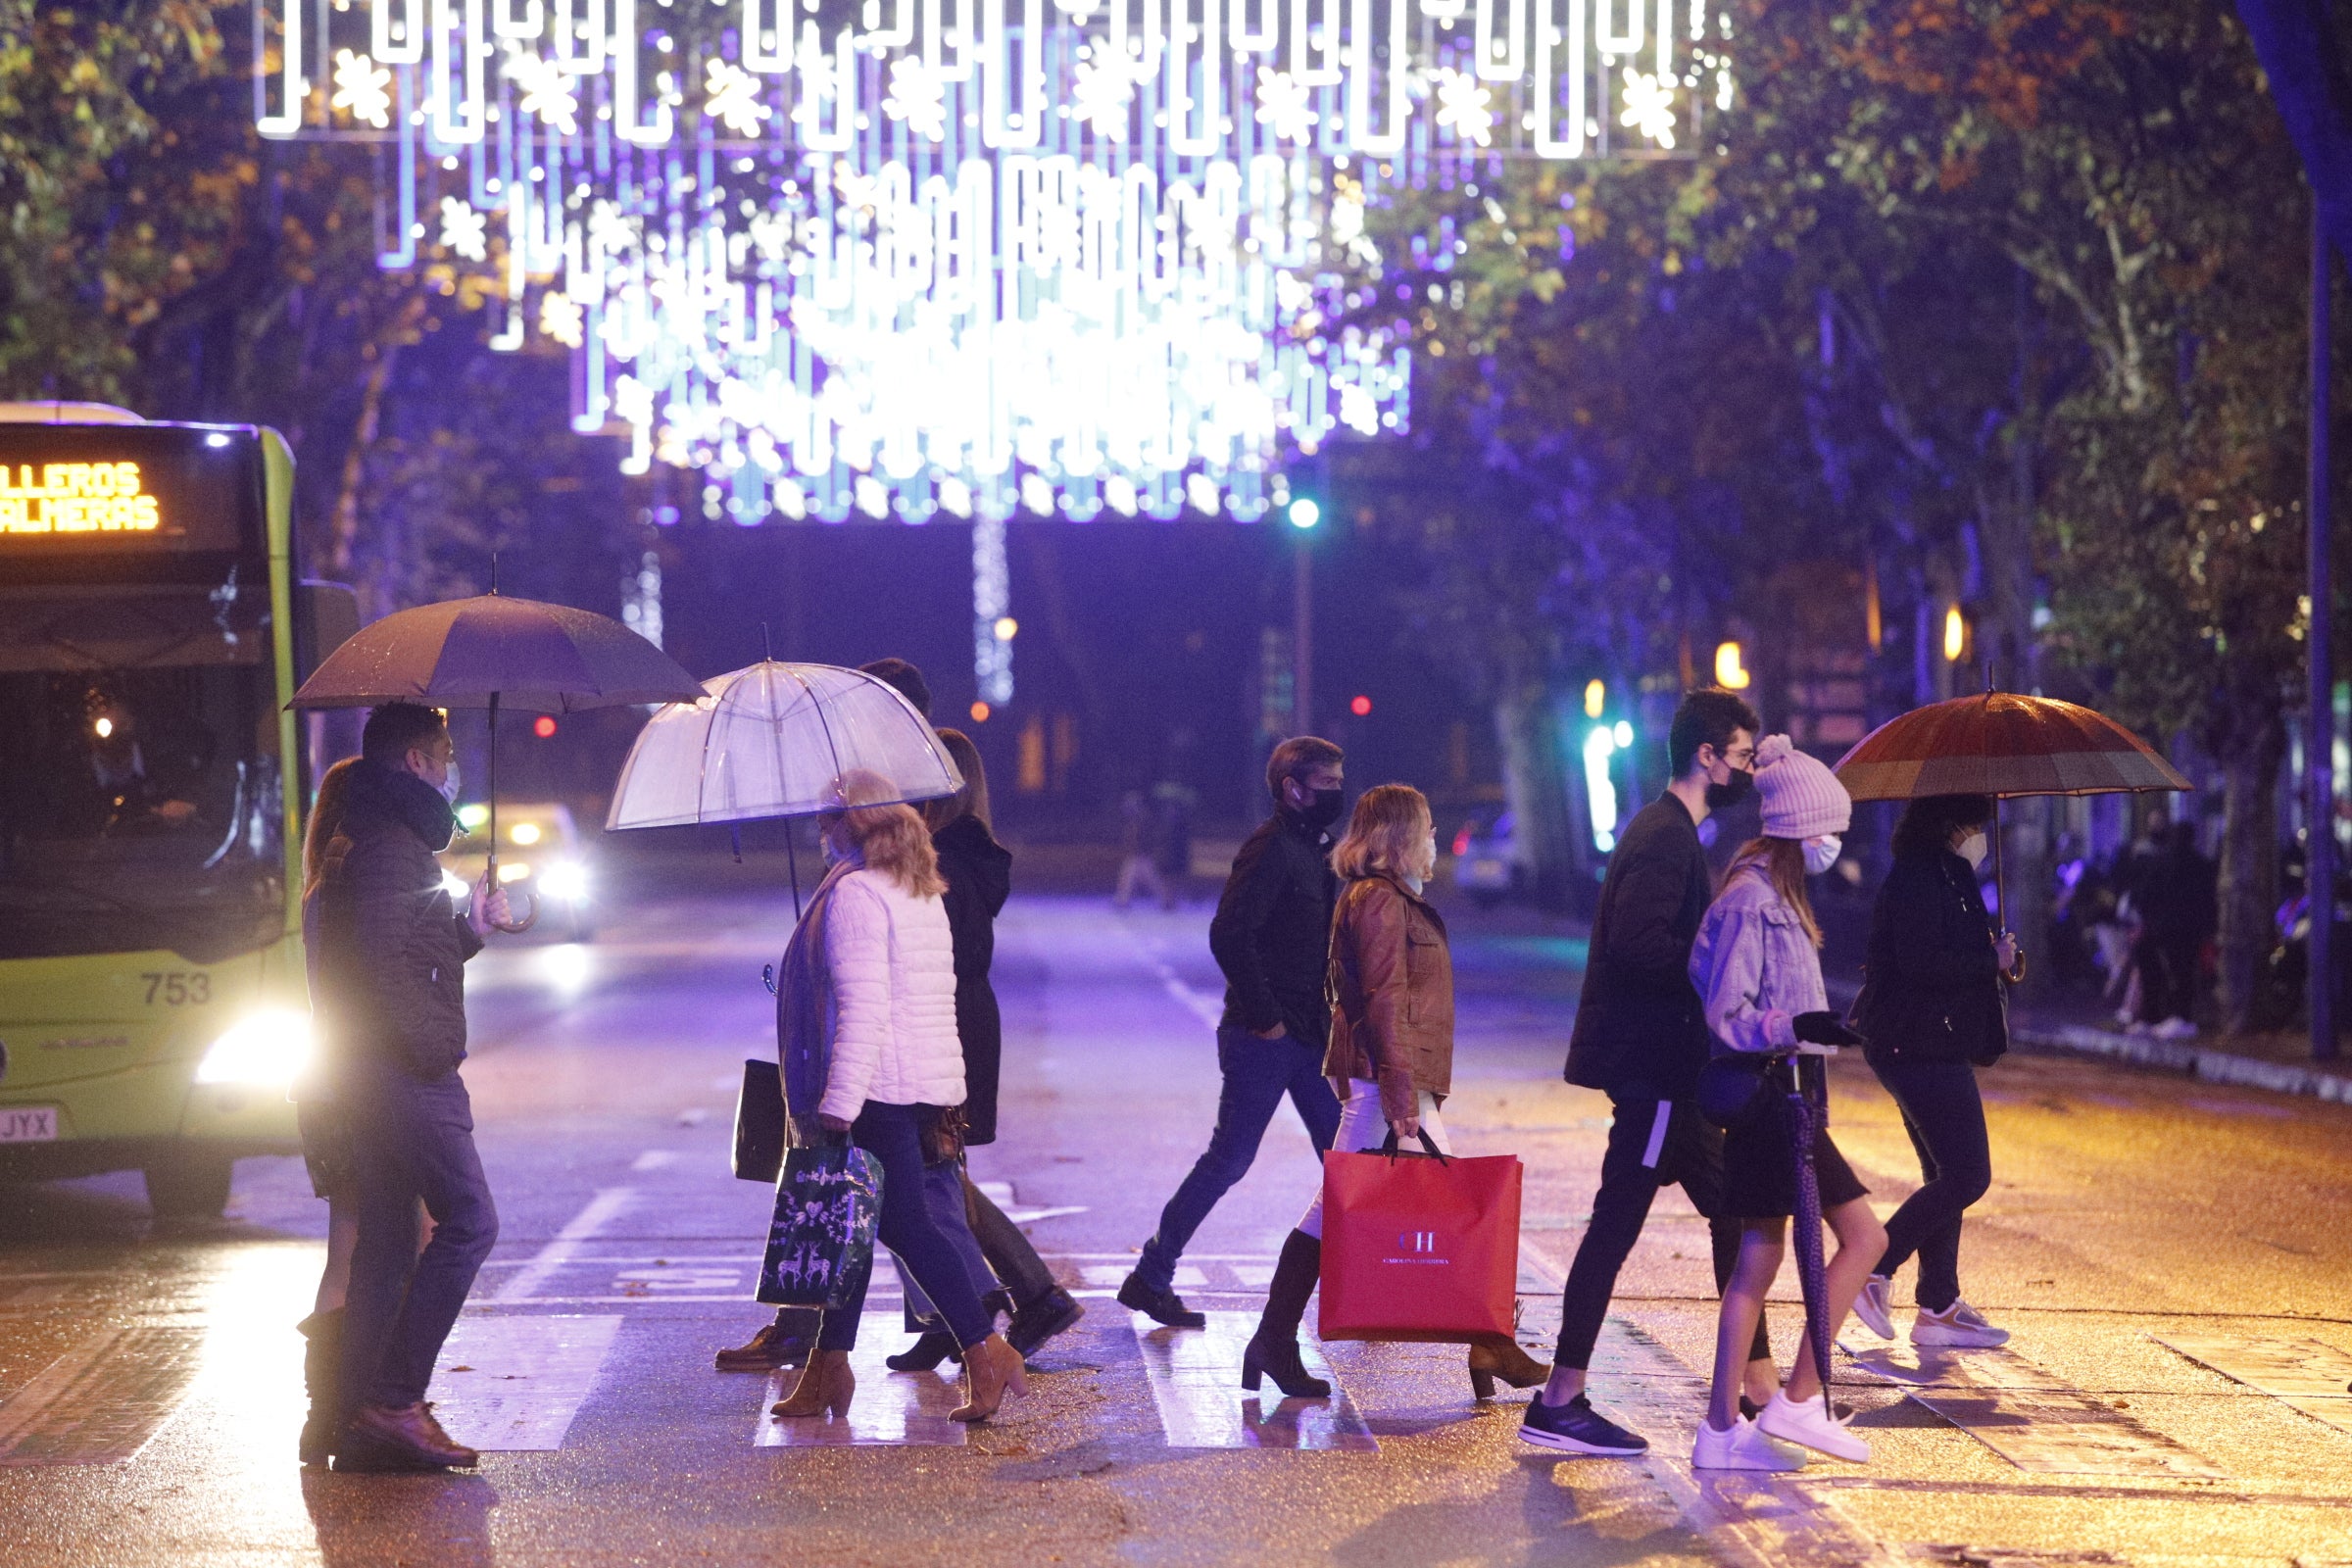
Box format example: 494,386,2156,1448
493,888,540,935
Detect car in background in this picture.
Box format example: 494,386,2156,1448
442,802,596,942
1451,808,1522,906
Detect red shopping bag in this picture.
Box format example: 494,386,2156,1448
1317,1133,1522,1343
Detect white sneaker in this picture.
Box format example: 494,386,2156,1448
1691,1414,1807,1472
2150,1016,2199,1040
1756,1390,1871,1462
1850,1276,1895,1340
1911,1299,2010,1348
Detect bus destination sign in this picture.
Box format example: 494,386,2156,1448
0,425,254,555
0,462,164,535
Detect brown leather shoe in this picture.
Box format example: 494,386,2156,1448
950,1334,1030,1423
333,1402,478,1472
715,1319,812,1373
769,1348,856,1419
1468,1335,1550,1400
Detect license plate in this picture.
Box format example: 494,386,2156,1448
0,1106,58,1142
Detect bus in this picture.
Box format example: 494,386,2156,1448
0,404,357,1218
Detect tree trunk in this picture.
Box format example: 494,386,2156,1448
2216,700,2286,1034
1495,681,1580,912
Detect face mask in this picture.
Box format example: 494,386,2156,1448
1298,787,1346,831
1703,766,1754,810
1803,835,1842,876
1956,830,1989,868
436,760,462,807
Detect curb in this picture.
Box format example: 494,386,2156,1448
2009,1021,2352,1105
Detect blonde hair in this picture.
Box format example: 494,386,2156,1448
920,728,991,832
1729,837,1823,948
303,757,363,895
1331,784,1434,883
827,768,948,898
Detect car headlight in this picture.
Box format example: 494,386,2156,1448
498,860,531,883
195,1008,315,1086
441,869,470,900
539,861,587,901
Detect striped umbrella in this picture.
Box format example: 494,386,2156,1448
1833,692,2188,975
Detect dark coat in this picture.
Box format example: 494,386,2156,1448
307,760,482,1081
1209,808,1338,1049
933,813,1013,1145
1853,846,2008,1067
1564,794,1715,1102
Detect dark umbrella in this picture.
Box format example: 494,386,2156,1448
290,590,703,925
1780,1054,1836,1424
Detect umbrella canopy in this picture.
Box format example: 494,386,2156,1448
605,661,962,831
290,593,703,712
1833,692,2188,802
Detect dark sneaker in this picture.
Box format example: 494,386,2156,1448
1518,1394,1648,1456
1117,1271,1206,1329
715,1320,811,1372
1006,1288,1086,1358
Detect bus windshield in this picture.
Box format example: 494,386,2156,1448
0,572,285,963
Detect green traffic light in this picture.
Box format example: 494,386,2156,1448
1287,497,1321,529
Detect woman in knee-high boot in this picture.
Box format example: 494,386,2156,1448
1243,785,1548,1400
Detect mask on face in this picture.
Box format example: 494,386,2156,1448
1703,766,1755,811
1956,830,1989,868
1802,835,1842,876
1298,786,1347,831
437,760,463,807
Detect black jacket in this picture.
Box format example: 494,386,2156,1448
934,813,1013,1146
1210,808,1338,1048
308,761,483,1081
1564,794,1714,1101
1853,847,2008,1067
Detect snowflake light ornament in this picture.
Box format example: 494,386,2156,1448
1254,69,1317,144
881,58,948,142
1071,55,1133,139
1620,68,1677,147
330,49,392,129
439,197,488,262
506,48,580,135
538,291,585,348
1433,70,1494,146
706,60,772,136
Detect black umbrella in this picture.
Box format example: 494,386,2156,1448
1782,1054,1836,1423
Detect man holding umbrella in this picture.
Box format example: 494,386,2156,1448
312,702,512,1472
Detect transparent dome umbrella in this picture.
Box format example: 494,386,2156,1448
604,660,963,914
291,589,704,928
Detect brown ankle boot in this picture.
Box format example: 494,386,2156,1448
950,1334,1029,1423
768,1348,856,1418
1468,1335,1550,1399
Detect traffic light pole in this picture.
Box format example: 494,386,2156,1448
1293,533,1313,738
2312,206,2337,1062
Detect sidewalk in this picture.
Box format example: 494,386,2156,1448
2006,1013,2352,1104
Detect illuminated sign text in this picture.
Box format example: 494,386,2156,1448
0,463,164,535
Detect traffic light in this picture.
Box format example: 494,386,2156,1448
533,714,558,738
1287,497,1321,530
1713,640,1751,691
1349,694,1372,716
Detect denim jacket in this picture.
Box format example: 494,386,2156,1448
1689,862,1828,1057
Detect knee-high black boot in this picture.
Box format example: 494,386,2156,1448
1241,1229,1331,1398
297,1308,345,1465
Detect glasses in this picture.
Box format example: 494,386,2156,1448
1721,745,1756,767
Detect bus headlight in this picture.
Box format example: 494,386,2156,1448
539,861,587,901
194,1009,315,1086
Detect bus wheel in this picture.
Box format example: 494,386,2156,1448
144,1150,235,1221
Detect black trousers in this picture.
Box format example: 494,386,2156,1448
1553,1096,1766,1372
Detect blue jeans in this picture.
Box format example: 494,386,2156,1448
818,1102,993,1353
338,1061,500,1410
1132,1027,1342,1294
896,1158,1000,1327
1870,1057,1992,1313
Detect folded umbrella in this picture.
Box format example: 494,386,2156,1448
1782,1055,1836,1425
291,591,704,926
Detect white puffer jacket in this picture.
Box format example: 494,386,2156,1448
817,866,966,1123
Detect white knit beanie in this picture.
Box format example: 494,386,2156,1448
1753,734,1851,840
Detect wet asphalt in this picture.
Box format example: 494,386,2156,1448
2,858,2349,1567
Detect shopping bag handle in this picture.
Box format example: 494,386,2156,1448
1377,1128,1449,1165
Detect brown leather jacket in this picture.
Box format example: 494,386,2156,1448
1323,874,1455,1121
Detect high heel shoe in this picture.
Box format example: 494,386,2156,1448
1241,1336,1332,1398
950,1334,1030,1423
1467,1336,1550,1401
769,1348,856,1418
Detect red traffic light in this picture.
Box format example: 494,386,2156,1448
1349,694,1373,717
532,714,558,738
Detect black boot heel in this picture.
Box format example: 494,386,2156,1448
1470,1367,1496,1400
1241,1338,1331,1398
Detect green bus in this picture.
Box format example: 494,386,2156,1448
0,404,356,1217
